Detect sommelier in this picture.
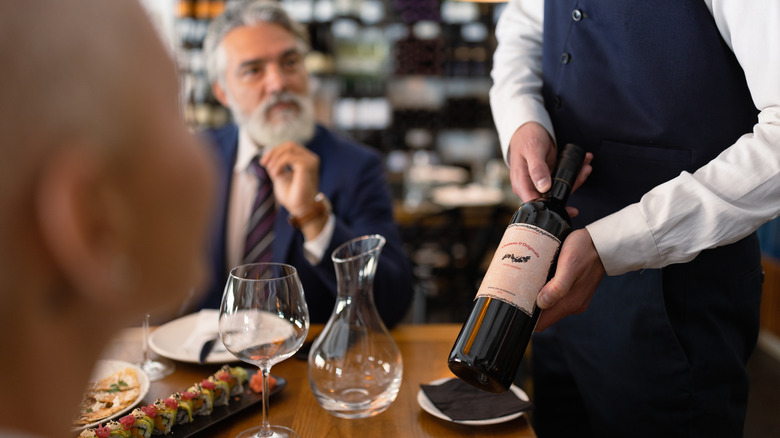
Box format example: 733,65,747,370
196,0,414,328
490,0,780,436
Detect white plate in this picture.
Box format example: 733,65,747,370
149,310,235,364
407,165,470,185
431,184,505,208
73,360,150,431
417,377,529,426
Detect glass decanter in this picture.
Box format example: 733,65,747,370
307,234,403,419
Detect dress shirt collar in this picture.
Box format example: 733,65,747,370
234,128,263,174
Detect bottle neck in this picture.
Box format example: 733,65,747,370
547,178,572,205
545,143,585,205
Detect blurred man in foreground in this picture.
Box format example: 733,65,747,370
198,0,414,327
0,1,216,436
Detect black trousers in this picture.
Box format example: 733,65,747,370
531,233,764,438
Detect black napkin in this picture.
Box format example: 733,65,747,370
421,378,533,421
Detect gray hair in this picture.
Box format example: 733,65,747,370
204,0,310,85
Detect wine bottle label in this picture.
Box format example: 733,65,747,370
476,223,561,317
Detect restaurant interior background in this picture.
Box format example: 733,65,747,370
139,0,780,433
144,0,519,327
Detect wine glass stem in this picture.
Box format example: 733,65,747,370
259,365,272,437
142,312,151,363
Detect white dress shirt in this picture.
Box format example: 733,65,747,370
226,129,335,270
490,0,780,275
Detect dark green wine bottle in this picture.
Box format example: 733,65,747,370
448,143,586,393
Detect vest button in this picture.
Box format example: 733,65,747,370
572,9,583,21
554,96,563,108
561,52,572,64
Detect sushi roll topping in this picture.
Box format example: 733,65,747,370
217,371,233,383
94,424,110,438
140,404,158,418
164,398,179,410
119,414,135,430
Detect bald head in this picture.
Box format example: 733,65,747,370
0,0,214,315
0,4,216,435
0,0,178,185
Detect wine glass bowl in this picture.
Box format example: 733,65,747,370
219,263,309,438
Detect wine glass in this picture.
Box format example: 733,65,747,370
138,312,175,381
219,263,309,438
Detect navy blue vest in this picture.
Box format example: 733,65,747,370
541,0,758,227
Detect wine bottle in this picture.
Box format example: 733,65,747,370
448,143,586,393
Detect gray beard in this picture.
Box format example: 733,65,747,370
230,92,316,151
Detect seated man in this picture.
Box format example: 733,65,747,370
0,1,216,436
198,0,414,328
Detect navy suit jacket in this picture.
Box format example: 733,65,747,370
197,123,414,328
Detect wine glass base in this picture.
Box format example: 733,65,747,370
234,425,298,438
139,357,175,381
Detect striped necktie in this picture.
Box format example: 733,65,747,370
243,157,275,264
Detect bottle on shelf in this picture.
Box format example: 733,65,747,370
448,143,586,393
208,0,225,19
177,0,194,19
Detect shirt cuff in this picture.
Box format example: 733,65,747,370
490,94,556,165
302,213,335,265
585,204,662,276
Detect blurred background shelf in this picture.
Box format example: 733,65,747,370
159,0,514,326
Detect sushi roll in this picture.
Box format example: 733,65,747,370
137,405,162,436
205,376,230,406
126,409,154,438
169,392,194,424
151,399,177,435
117,412,153,438
214,368,238,396
78,428,98,438
95,420,130,437
186,383,214,416
231,366,249,386
216,365,248,396
80,424,120,438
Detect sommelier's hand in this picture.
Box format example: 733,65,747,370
507,122,558,202
535,228,605,331
507,122,593,216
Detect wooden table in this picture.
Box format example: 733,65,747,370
101,324,536,438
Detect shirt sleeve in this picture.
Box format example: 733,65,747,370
302,213,335,265
489,0,555,163
587,0,780,275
